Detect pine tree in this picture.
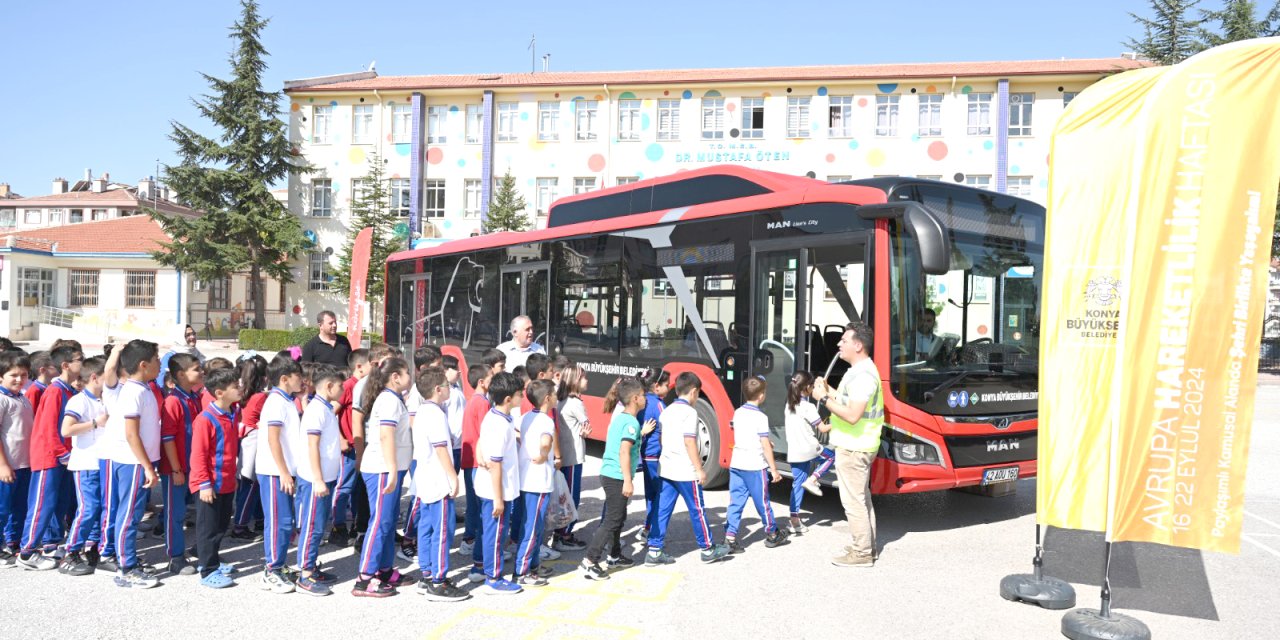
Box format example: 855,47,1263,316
1199,0,1280,47
149,0,310,329
483,170,531,233
1127,0,1206,64
332,151,399,311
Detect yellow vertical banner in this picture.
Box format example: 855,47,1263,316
1109,39,1280,553
1037,66,1169,532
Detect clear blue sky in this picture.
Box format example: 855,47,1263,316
0,0,1152,197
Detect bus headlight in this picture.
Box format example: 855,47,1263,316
880,425,944,467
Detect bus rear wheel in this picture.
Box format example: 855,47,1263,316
695,398,728,489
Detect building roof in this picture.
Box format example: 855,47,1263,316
0,214,173,256
287,57,1149,93
8,187,200,218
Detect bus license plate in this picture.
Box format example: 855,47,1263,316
981,466,1019,486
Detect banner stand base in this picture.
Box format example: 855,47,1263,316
999,573,1076,610
1061,608,1151,640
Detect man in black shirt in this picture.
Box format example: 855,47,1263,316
300,310,353,367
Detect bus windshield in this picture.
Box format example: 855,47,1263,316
888,185,1043,417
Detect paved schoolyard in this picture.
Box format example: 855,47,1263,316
4,342,1277,638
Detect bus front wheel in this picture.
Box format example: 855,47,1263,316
696,398,728,489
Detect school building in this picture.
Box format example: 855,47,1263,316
280,56,1146,330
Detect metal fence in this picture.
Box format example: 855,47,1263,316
37,305,81,329
1263,316,1280,372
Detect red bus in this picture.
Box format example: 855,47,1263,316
384,165,1042,493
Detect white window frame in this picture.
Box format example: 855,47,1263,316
90,208,107,221
68,209,82,224
573,177,596,194
1007,175,1034,197
19,267,54,307
308,252,329,291
701,98,724,139
23,209,40,224
310,179,332,217
967,93,992,135
875,95,899,137
497,102,518,142
351,104,374,144
657,99,680,140
0,209,14,228
740,97,765,139
965,174,993,190
537,101,559,141
535,178,558,215
1009,93,1034,136
916,175,943,181
575,99,599,141
1063,91,1078,107
391,104,412,143
828,96,854,138
313,105,333,144
615,176,639,186
826,175,851,183
49,209,64,225
423,179,445,219
389,178,411,217
465,104,483,144
786,96,811,138
617,99,641,141
918,94,943,137
464,179,482,218
427,105,448,144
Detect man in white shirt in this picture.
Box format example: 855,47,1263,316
496,316,545,371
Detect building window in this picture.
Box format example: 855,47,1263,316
875,95,899,137
68,269,99,307
423,179,445,219
389,178,411,217
1063,91,1078,107
734,97,763,139
575,100,599,141
125,271,156,308
208,276,231,310
916,175,943,181
310,179,332,217
0,209,13,228
427,105,447,144
497,102,518,142
23,209,41,225
278,278,287,312
1009,93,1034,136
535,178,558,215
466,104,483,144
967,93,992,135
828,96,854,138
786,97,811,138
701,98,724,139
965,174,992,190
617,99,641,141
918,94,943,137
350,178,370,205
65,209,80,223
827,175,851,183
19,268,54,307
392,104,412,143
616,176,639,186
50,209,64,225
352,105,374,144
658,99,680,140
464,179,482,218
1007,175,1033,197
91,209,107,221
573,177,596,194
313,105,333,143
537,101,559,141
308,252,328,291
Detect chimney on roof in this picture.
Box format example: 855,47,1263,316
0,184,9,198
85,168,92,182
52,178,67,194
92,177,107,193
138,177,154,200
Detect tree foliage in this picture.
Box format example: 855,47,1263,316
1199,0,1280,45
149,0,309,329
482,170,531,233
331,151,399,307
1127,0,1206,64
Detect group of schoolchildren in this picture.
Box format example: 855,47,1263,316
0,335,844,600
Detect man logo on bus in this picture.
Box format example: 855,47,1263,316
1084,276,1122,307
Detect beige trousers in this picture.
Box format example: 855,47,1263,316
835,448,877,557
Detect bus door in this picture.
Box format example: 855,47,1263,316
399,274,430,352
500,262,551,347
750,235,870,457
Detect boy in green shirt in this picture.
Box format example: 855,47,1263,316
580,378,652,580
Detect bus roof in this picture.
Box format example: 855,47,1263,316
386,166,888,264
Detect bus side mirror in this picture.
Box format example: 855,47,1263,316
857,202,951,275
